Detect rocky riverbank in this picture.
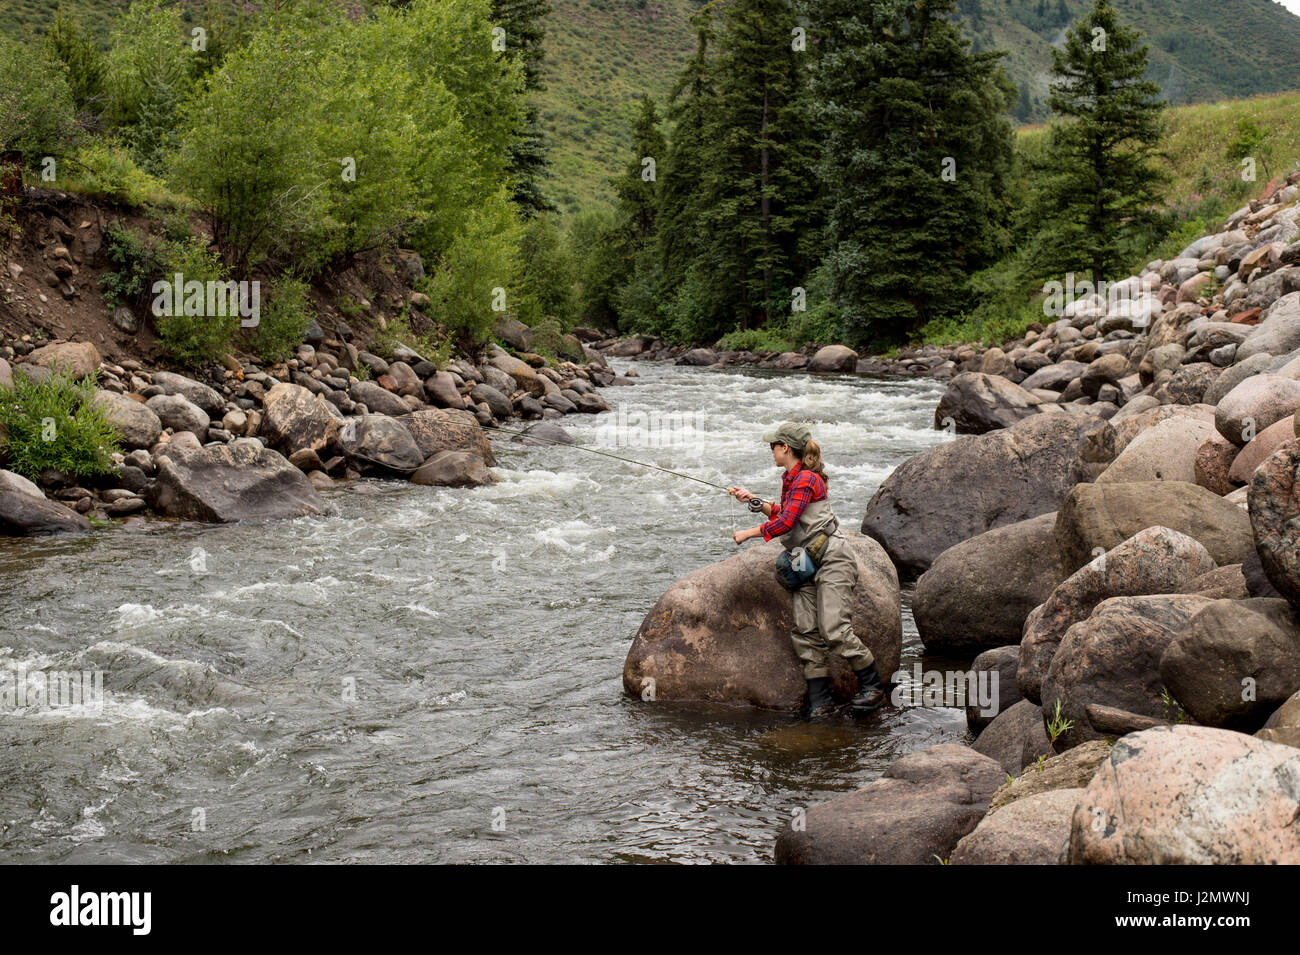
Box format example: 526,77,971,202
0,325,626,534
619,170,1300,864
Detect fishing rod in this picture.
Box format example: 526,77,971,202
480,422,767,512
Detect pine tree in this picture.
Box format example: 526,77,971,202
657,7,717,291
694,0,822,331
492,0,555,216
42,9,107,116
1025,0,1166,287
805,0,1015,344
613,95,667,246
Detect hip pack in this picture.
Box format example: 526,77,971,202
775,521,837,591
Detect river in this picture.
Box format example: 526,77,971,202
0,360,970,864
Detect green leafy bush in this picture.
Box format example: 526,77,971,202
42,10,108,115
0,33,79,159
717,327,794,353
170,0,523,276
424,192,522,352
251,276,313,363
152,237,240,367
67,140,166,206
104,0,194,174
99,222,166,311
0,370,120,480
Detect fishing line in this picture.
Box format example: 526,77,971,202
479,422,767,511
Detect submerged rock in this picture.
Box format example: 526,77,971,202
774,744,1004,865
0,469,91,535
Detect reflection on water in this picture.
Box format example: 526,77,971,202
0,361,967,864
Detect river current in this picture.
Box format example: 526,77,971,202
1,360,969,863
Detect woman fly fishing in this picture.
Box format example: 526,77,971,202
728,422,887,718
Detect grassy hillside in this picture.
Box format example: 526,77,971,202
535,0,702,213
4,0,1299,212
965,0,1300,122
1018,90,1300,212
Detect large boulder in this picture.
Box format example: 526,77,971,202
774,744,1005,865
861,412,1100,577
147,439,325,523
951,789,1080,865
489,354,545,399
1018,526,1217,704
972,699,1052,775
24,341,100,379
1257,689,1300,748
1236,290,1300,361
260,382,339,455
1066,725,1300,864
1161,597,1300,731
806,345,858,373
423,371,466,409
965,646,1023,732
913,512,1067,655
1054,481,1253,573
1040,594,1213,750
349,379,412,417
1086,404,1214,466
676,348,718,367
1214,374,1300,445
987,739,1114,813
1203,351,1273,406
150,371,226,417
1020,361,1087,392
0,470,90,534
338,415,425,473
932,372,1041,435
1248,440,1300,606
623,532,901,710
400,409,496,465
410,450,497,487
145,393,210,436
1193,429,1239,495
470,382,513,419
1095,415,1214,484
1229,414,1294,484
88,390,161,450
492,316,532,351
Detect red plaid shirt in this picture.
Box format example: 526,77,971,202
761,463,827,541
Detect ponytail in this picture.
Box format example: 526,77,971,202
799,439,827,485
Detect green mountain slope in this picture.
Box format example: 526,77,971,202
964,0,1300,122
4,0,1299,212
538,0,1300,210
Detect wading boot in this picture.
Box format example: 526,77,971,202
851,662,886,712
806,676,836,718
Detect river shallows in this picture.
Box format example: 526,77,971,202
1,361,971,863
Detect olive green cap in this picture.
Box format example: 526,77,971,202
762,421,811,451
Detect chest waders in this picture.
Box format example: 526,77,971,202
781,496,887,716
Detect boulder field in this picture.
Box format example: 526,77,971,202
615,173,1300,863
1,319,621,532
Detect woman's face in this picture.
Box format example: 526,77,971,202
770,442,796,467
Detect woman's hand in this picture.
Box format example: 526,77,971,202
732,527,761,545
728,486,754,503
